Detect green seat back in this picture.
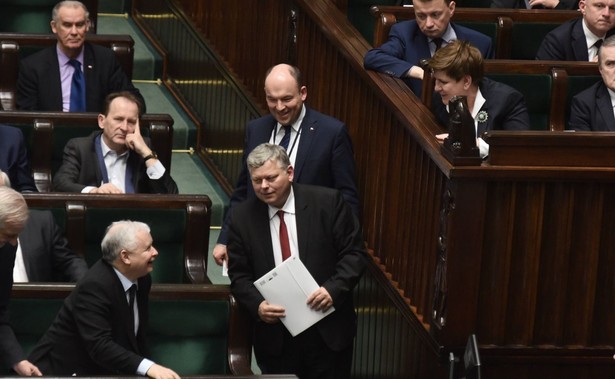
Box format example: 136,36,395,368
488,74,551,131
9,298,64,355
511,23,562,60
346,0,399,44
10,295,233,376
458,21,497,49
0,5,52,33
147,300,231,375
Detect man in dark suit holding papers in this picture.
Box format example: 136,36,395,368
227,143,367,379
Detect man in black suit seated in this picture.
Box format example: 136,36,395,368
536,0,615,61
227,143,367,379
0,187,42,376
29,220,180,379
53,91,178,194
569,35,615,130
0,124,37,193
16,0,145,113
0,171,87,282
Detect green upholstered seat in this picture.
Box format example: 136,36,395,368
147,300,232,375
8,284,245,376
510,23,562,60
488,74,551,131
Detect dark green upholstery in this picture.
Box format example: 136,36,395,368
0,5,52,34
148,300,231,375
347,0,399,44
0,0,98,33
458,21,497,46
488,74,552,131
9,284,245,376
511,23,562,60
8,298,63,356
25,193,212,284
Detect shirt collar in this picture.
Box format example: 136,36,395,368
607,87,615,109
113,266,137,292
471,87,486,119
277,104,306,133
57,44,84,67
582,18,604,49
431,24,456,45
268,186,296,220
100,134,129,158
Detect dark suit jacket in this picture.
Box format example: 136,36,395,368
217,107,359,245
29,260,151,375
0,124,37,192
535,17,614,60
227,184,367,358
19,210,87,282
568,81,615,131
434,77,531,135
0,243,24,370
52,131,178,194
364,20,494,94
16,42,145,113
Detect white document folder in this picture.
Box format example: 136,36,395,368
253,255,335,336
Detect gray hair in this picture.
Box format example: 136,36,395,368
0,170,10,188
598,35,615,66
100,220,150,263
246,143,291,172
52,1,89,23
0,186,28,231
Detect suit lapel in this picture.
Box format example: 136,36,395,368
294,108,317,180
596,84,615,130
254,201,276,270
83,43,96,111
49,49,64,110
292,186,310,264
571,20,589,61
17,230,34,280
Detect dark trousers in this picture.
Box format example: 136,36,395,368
256,326,354,379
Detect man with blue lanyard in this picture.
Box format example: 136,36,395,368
213,63,360,267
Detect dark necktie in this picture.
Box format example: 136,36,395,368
277,210,291,261
433,38,444,52
279,125,291,150
69,59,85,112
594,39,604,52
128,284,137,335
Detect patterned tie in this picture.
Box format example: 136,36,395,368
279,125,291,150
277,210,291,261
69,59,85,112
128,284,137,335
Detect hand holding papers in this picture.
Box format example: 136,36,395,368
254,255,335,336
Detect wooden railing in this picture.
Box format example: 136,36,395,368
131,0,615,377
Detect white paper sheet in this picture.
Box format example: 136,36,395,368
254,255,335,336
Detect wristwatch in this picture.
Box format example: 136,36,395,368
143,151,158,162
